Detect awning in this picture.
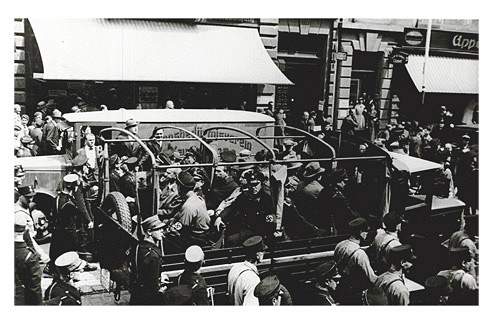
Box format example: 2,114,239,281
388,151,442,174
29,19,293,85
405,54,478,94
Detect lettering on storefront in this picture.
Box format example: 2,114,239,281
403,28,479,53
452,34,479,51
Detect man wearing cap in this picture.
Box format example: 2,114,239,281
130,215,166,305
109,154,124,192
216,171,274,247
67,155,98,256
292,162,325,227
305,261,339,305
207,165,239,210
41,112,61,155
319,168,359,235
227,236,266,305
15,185,50,263
373,244,416,305
437,248,478,305
173,171,211,246
49,174,80,265
14,212,42,305
28,111,44,155
447,215,478,282
16,136,35,157
176,245,210,305
116,119,143,162
372,211,403,274
36,100,50,117
334,218,376,304
254,274,292,306
43,251,85,305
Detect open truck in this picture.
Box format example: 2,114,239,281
14,109,467,304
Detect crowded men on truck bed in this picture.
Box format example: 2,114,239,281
14,99,478,306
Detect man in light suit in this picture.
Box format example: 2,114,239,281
76,132,103,179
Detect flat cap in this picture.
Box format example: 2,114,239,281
109,154,120,167
141,215,166,232
55,251,87,273
239,149,252,157
383,211,403,229
243,235,267,253
177,171,196,189
315,260,338,278
348,217,368,232
21,136,34,144
254,275,281,299
389,244,417,263
185,245,205,264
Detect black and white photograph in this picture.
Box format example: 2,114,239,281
8,1,487,319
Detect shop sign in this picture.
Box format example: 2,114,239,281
335,52,347,61
48,89,68,97
389,52,409,64
67,81,85,90
403,28,479,53
138,86,158,103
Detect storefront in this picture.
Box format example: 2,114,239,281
391,28,479,125
22,19,292,114
275,19,333,125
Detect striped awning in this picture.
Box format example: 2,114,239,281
405,54,478,94
29,19,293,85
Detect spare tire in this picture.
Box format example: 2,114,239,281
101,192,132,233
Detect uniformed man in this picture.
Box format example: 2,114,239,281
373,244,416,305
176,245,211,305
305,261,339,305
447,214,478,282
130,215,166,305
437,248,478,305
173,171,210,247
227,236,266,305
14,213,42,305
215,171,275,247
334,218,376,305
372,211,403,274
292,162,325,228
49,174,80,265
44,251,85,305
254,274,292,306
319,168,359,235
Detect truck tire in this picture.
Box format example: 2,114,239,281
102,192,132,233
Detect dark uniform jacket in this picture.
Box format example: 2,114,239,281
207,176,239,210
219,190,274,237
109,169,123,192
176,270,210,305
49,192,79,261
120,171,137,198
44,280,82,305
130,240,163,305
14,241,42,305
42,120,60,155
319,185,359,235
